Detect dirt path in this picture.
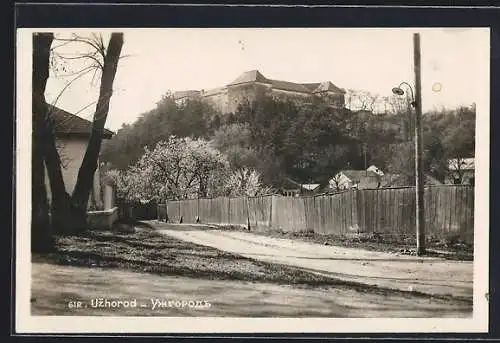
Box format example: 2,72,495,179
153,223,473,299
31,262,471,317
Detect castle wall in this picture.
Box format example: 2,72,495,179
178,78,346,115
226,83,272,113
202,88,230,114
316,92,345,109
270,89,312,105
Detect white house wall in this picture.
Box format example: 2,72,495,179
44,137,102,208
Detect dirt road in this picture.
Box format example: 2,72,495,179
31,262,471,317
154,224,473,299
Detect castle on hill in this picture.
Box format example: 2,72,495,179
173,70,346,114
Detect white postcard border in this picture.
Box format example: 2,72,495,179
15,27,490,334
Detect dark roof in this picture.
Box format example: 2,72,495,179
47,104,114,139
280,177,321,191
227,70,344,95
224,69,348,103
227,70,270,86
280,177,303,190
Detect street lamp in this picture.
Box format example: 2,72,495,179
391,33,425,256
392,82,417,109
392,82,416,142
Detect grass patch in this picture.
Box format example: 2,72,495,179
33,226,345,288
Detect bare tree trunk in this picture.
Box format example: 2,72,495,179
32,33,87,235
32,33,54,252
72,33,124,211
44,115,88,234
35,33,124,235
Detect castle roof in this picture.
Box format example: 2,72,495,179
268,79,311,94
227,70,270,86
227,70,345,95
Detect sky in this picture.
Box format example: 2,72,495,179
43,28,488,132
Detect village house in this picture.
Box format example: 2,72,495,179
280,177,321,197
329,165,384,191
173,70,346,114
44,105,115,210
446,157,475,185
328,165,442,191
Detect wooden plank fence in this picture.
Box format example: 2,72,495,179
247,195,273,231
158,185,474,243
229,197,249,228
180,198,198,223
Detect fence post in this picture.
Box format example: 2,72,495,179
228,196,231,225
301,196,307,231
269,195,274,228
351,190,357,229
196,197,200,223
178,200,182,223
245,196,250,231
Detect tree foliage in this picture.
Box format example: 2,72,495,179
101,89,476,192
101,96,223,170
108,136,270,201
223,168,273,197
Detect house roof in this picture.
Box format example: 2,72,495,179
340,169,379,181
302,184,321,191
367,165,384,176
281,177,321,191
47,104,114,139
227,70,270,86
335,170,381,189
448,158,475,171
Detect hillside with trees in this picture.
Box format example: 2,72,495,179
100,91,476,199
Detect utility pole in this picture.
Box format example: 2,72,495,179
413,33,426,255
406,93,412,142
364,143,367,169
